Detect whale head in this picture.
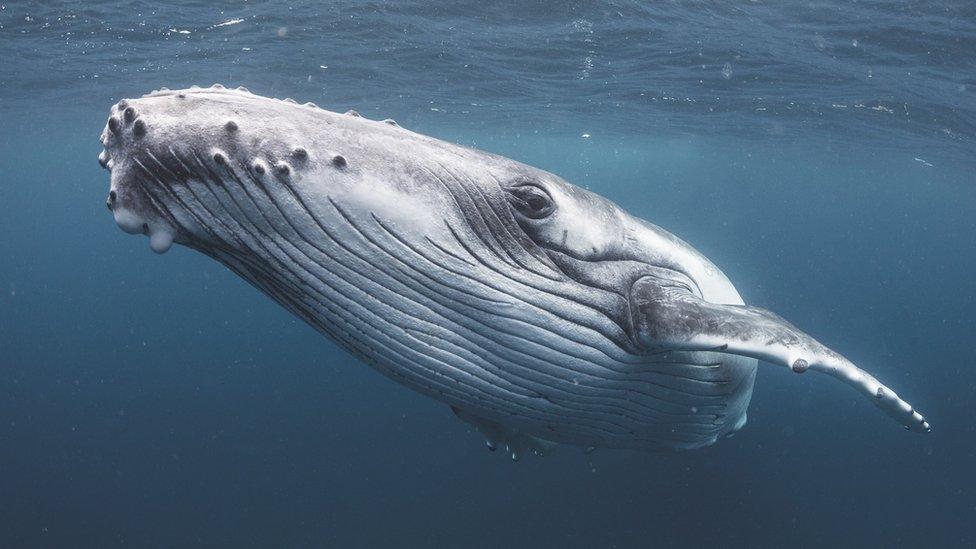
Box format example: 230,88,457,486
99,85,736,299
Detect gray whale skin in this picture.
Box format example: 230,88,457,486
98,85,929,458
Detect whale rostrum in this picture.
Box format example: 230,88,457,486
98,85,929,457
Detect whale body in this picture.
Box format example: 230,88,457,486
98,85,928,458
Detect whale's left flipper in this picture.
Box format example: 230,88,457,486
631,276,930,433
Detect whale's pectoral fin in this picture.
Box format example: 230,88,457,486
631,276,930,433
451,406,556,460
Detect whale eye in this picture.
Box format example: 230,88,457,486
506,182,554,220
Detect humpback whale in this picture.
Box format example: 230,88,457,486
98,85,929,459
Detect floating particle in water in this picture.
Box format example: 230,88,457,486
814,34,826,50
721,62,732,80
852,38,859,47
581,133,591,138
276,26,288,37
914,157,933,167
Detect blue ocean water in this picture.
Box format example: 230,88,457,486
1,1,974,546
